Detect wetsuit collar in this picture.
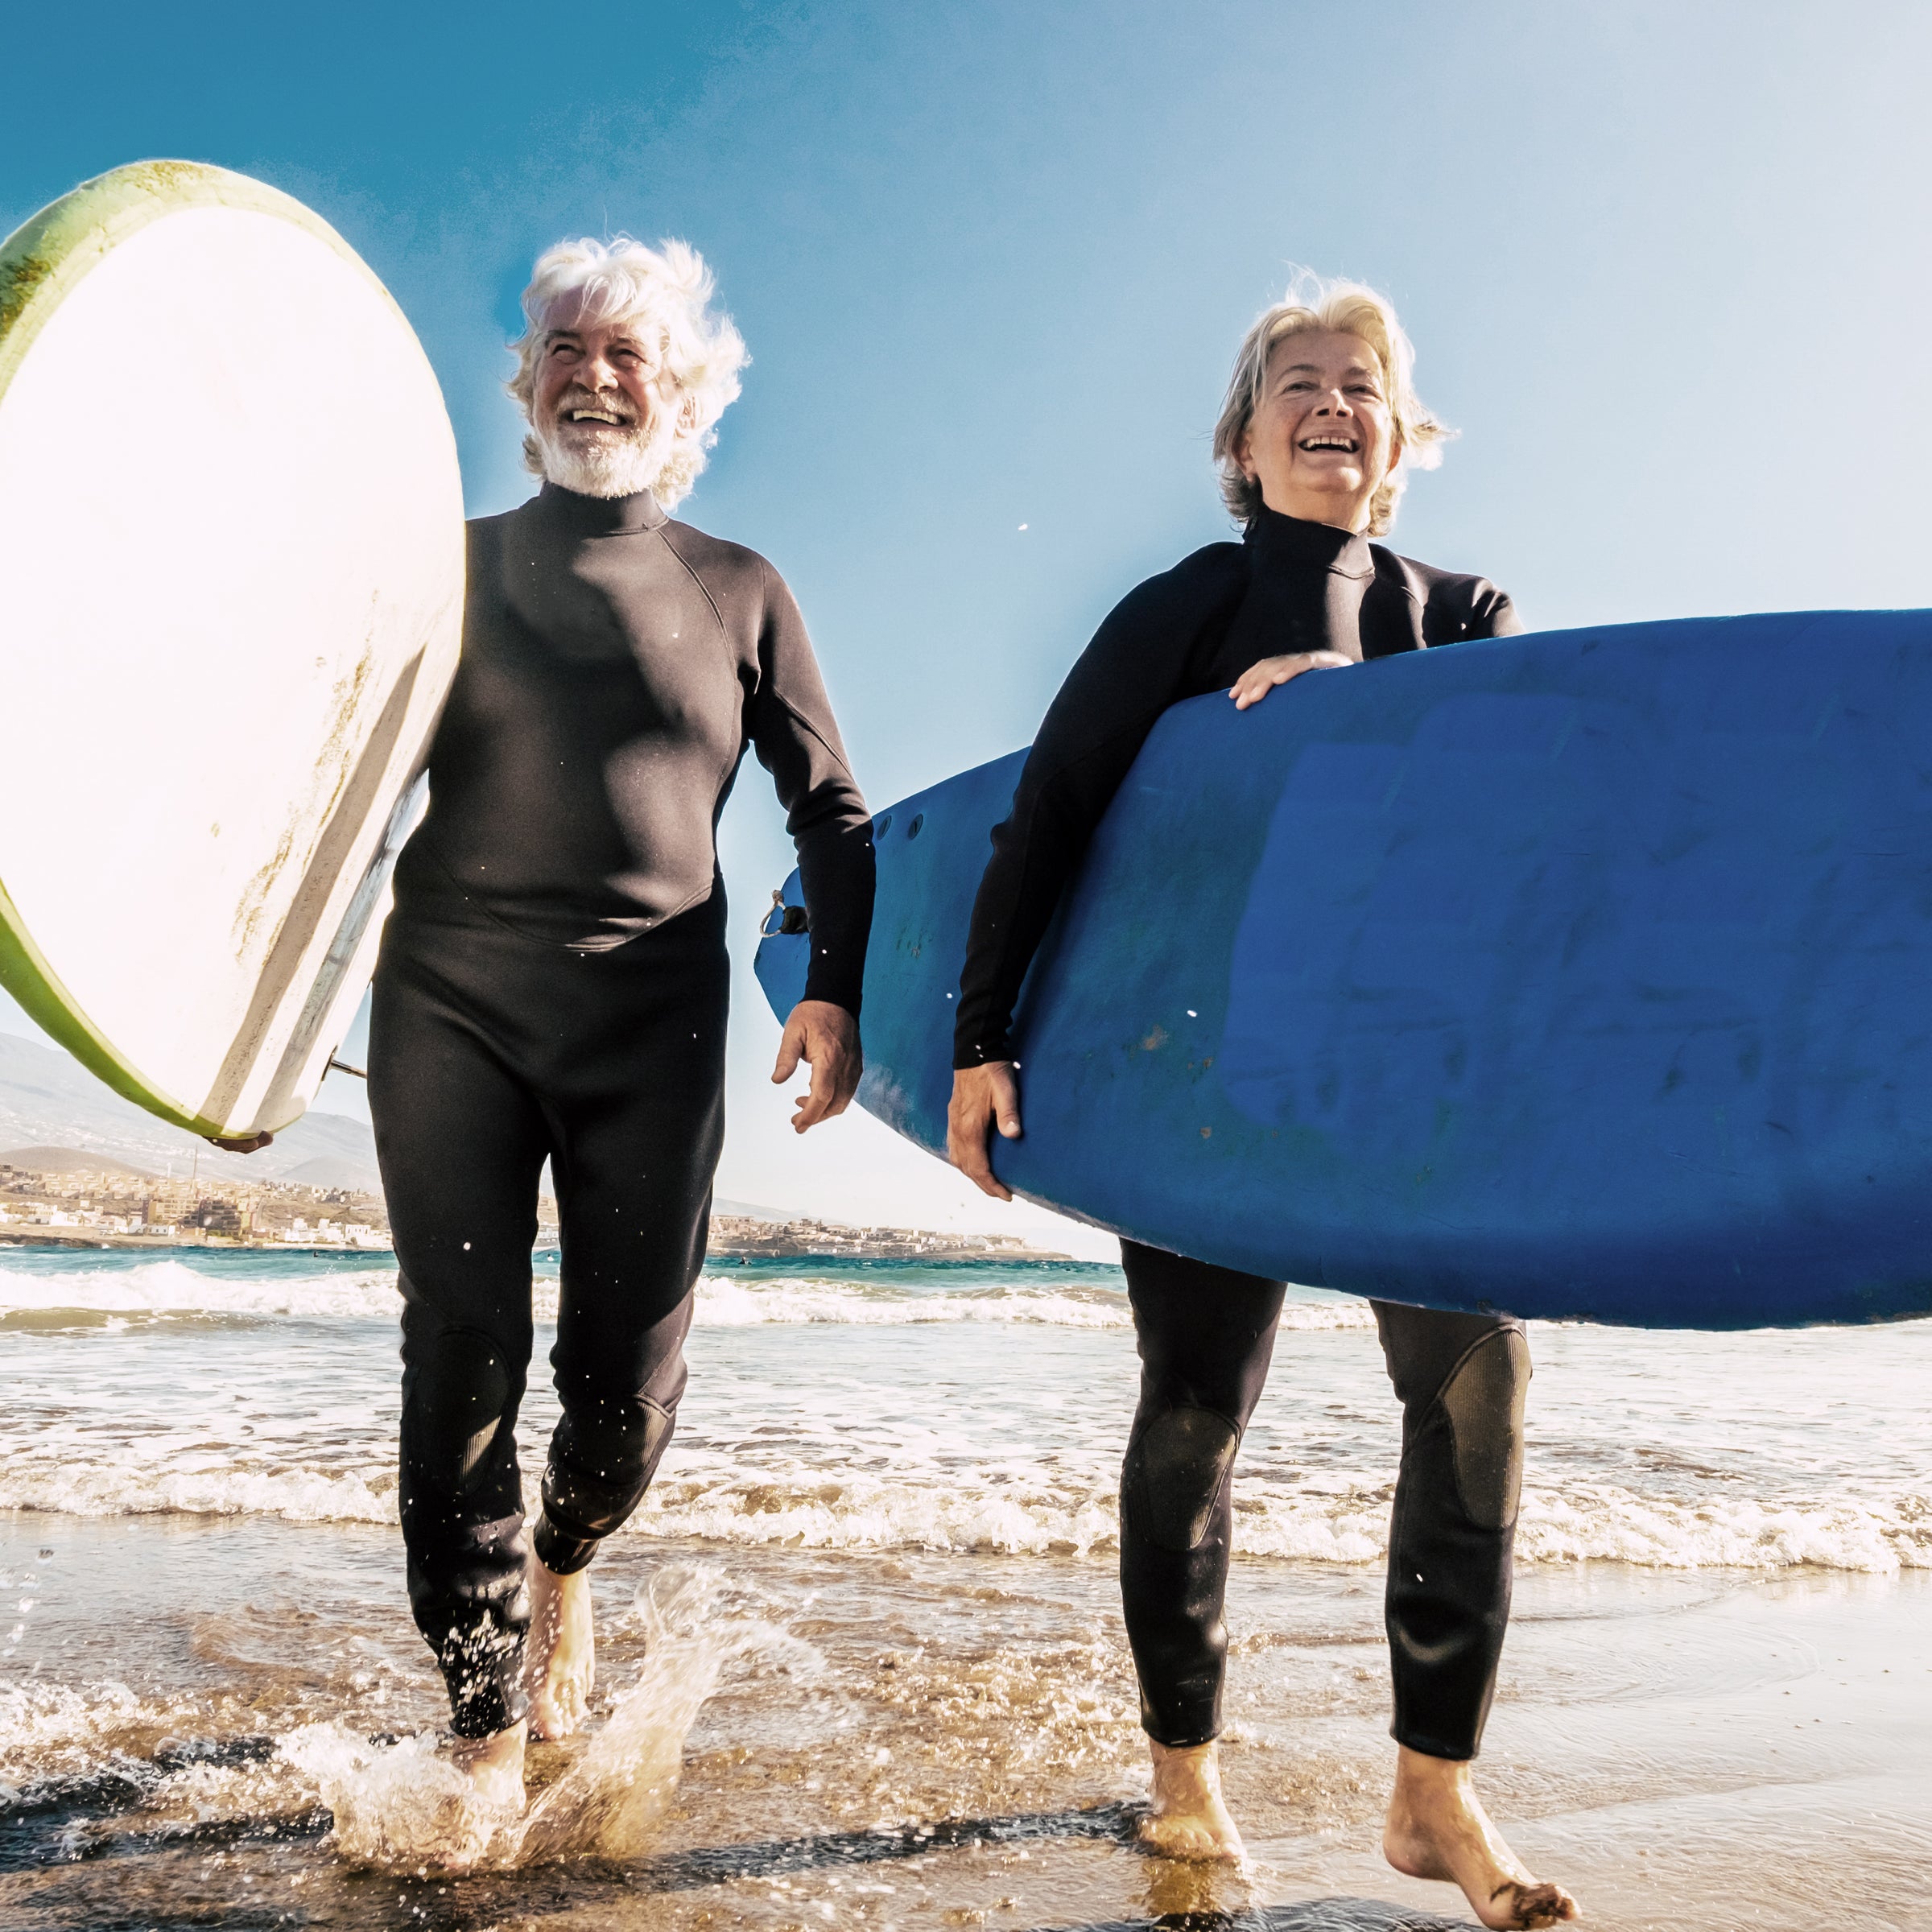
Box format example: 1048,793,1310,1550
535,479,667,535
1244,505,1374,579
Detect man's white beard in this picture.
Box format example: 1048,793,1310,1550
534,410,679,501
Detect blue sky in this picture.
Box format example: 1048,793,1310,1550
3,2,1928,1240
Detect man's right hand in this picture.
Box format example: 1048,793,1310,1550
947,1062,1022,1201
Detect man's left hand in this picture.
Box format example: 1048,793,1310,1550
771,1000,862,1133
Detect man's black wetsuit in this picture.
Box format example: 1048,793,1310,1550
369,481,873,1737
955,506,1530,1760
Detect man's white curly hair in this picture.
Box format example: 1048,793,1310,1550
509,236,748,509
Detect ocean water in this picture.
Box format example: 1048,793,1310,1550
4,1247,1932,1930
4,1246,1929,1572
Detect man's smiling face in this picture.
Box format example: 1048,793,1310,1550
527,295,684,497
1237,328,1402,532
534,300,664,452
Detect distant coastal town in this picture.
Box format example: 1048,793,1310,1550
0,1146,1068,1261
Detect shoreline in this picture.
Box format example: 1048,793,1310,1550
5,1512,1928,1929
0,1227,386,1253
0,1229,1077,1261
3,1148,1072,1260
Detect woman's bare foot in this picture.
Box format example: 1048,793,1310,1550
1383,1745,1578,1930
449,1720,526,1810
1137,1739,1245,1861
523,1558,596,1740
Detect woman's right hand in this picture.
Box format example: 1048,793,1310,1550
1229,650,1353,710
947,1062,1022,1200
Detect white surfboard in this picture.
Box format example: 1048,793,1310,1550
0,162,464,1139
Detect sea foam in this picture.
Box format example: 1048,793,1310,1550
4,1440,1926,1574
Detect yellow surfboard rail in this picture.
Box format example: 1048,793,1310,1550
0,159,412,401
0,878,234,1137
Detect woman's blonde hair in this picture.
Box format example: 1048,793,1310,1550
1211,275,1451,537
508,235,748,509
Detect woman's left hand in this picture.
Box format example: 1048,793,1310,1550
1230,650,1354,710
947,1062,1022,1200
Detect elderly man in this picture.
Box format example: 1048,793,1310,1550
365,237,874,1804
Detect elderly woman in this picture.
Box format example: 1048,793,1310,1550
368,237,873,1807
948,283,1576,1930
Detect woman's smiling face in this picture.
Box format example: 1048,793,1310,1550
1236,328,1402,532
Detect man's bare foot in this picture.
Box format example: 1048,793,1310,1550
1383,1745,1578,1930
1137,1738,1245,1861
450,1720,526,1810
523,1558,595,1741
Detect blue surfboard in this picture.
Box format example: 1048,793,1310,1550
758,611,1932,1328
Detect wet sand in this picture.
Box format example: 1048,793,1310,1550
5,1511,1930,1930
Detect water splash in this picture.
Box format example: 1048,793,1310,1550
284,1563,818,1872
280,1725,505,1870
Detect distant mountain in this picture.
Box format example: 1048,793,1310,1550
712,1197,801,1224
0,1031,382,1191
277,1154,386,1190
0,1145,162,1179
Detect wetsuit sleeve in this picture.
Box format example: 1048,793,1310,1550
746,562,876,1016
1419,578,1521,648
1472,583,1522,638
952,569,1215,1068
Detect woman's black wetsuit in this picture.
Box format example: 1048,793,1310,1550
956,507,1529,1759
370,482,873,1737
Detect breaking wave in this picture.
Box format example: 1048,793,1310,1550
0,1257,1375,1332
6,1249,1930,1577
0,1259,408,1323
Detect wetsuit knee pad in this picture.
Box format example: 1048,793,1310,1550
1438,1327,1530,1530
543,1396,676,1538
535,1397,676,1576
1122,1406,1241,1553
407,1330,518,1493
